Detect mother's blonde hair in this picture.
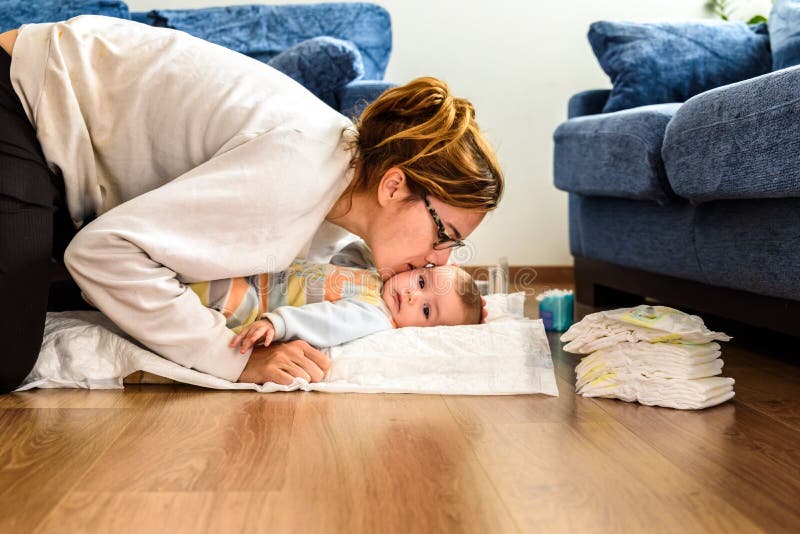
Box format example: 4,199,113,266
346,77,503,211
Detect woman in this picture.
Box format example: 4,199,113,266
0,15,503,392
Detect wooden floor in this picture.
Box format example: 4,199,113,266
1,288,799,532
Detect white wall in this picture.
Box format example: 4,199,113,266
127,0,771,265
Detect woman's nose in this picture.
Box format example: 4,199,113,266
425,247,452,266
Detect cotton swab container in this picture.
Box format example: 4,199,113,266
537,289,574,332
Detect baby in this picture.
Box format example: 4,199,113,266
187,255,484,354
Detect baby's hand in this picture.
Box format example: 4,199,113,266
230,319,275,354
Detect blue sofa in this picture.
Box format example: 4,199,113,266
554,18,800,336
0,1,395,118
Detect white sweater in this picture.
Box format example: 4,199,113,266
10,16,358,381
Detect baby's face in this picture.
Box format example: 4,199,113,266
381,266,467,327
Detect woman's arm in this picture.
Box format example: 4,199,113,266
238,341,330,385
65,130,344,382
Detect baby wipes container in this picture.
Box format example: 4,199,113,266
537,289,574,332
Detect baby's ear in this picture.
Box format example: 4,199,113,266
481,297,488,323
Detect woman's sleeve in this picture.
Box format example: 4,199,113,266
64,130,335,381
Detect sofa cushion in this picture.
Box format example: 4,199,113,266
268,37,364,108
663,66,800,203
554,103,680,205
770,0,800,70
0,0,129,31
588,20,771,113
144,3,392,79
569,195,704,282
569,194,800,302
695,198,800,301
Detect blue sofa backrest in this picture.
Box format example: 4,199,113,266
134,3,392,80
1,2,392,81
0,0,130,31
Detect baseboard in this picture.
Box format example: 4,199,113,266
462,265,574,285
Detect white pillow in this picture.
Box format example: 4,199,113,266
20,306,557,396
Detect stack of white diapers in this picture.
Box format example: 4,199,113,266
561,305,735,410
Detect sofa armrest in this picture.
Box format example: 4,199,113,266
663,65,800,202
336,80,396,120
568,90,610,118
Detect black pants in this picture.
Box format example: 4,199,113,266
0,48,84,393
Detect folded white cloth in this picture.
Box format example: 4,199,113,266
602,340,721,363
18,310,558,396
575,342,724,388
576,359,723,388
577,373,735,410
566,306,734,410
561,305,731,354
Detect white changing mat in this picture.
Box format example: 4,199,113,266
17,310,559,396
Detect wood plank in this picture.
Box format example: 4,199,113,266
259,393,518,533
0,385,180,410
587,395,800,531
721,352,800,433
445,375,762,532
545,316,800,530
0,408,136,532
36,491,266,534
439,389,598,426
43,392,518,533
71,389,297,492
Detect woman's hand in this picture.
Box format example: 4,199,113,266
230,319,275,353
236,340,331,385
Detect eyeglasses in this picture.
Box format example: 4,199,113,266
423,195,466,251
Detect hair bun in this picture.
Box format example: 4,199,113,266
385,77,450,118
346,76,504,212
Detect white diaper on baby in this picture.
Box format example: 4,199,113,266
17,309,558,396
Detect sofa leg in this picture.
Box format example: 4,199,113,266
574,257,643,322
574,284,642,321
572,255,800,336
576,277,641,307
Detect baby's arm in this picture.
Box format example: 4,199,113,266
263,299,393,348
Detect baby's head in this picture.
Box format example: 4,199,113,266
381,265,483,327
